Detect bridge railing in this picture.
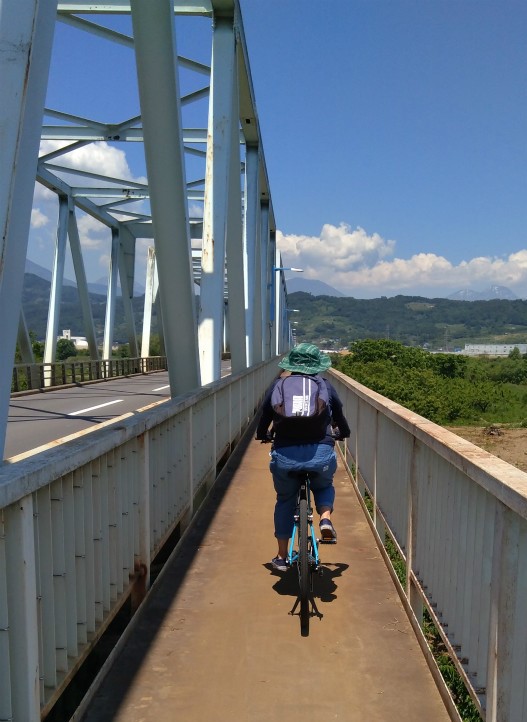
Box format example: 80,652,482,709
11,356,168,393
0,359,278,722
329,367,527,722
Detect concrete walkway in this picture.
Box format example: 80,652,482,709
80,429,451,722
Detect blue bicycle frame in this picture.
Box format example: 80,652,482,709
286,473,320,570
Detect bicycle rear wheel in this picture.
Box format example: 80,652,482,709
298,496,310,633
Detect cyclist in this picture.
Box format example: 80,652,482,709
255,343,350,571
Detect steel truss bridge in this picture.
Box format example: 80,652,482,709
2,3,527,721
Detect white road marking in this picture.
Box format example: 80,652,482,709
69,400,124,416
152,385,170,391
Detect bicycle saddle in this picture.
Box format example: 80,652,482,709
287,470,319,480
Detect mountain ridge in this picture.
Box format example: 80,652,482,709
285,277,344,297
287,290,527,350
26,259,520,302
25,258,145,297
285,275,519,302
447,285,518,301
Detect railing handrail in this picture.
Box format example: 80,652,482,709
11,356,168,394
4,363,525,720
0,358,278,721
330,367,527,519
328,366,527,721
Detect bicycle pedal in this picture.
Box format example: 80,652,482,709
318,537,337,544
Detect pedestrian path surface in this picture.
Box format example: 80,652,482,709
81,429,451,722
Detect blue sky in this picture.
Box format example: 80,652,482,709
29,1,527,299
241,1,527,298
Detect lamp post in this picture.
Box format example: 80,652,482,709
270,265,303,356
270,268,303,323
289,320,300,346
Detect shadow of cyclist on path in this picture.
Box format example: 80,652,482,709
263,562,349,604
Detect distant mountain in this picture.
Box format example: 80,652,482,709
25,259,76,287
448,285,518,301
286,277,344,297
92,275,146,296
287,291,527,350
25,258,145,296
22,272,158,342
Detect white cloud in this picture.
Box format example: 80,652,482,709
33,183,55,203
98,253,111,272
277,224,527,297
30,208,49,229
278,223,395,273
188,202,203,219
39,140,137,181
76,214,110,251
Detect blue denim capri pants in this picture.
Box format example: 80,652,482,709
270,443,337,539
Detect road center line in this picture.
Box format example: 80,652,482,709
69,400,124,416
152,385,170,391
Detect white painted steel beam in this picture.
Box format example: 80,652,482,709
225,49,247,375
0,512,11,720
37,164,119,229
43,197,69,375
2,0,278,421
243,145,260,365
58,1,213,14
103,229,120,361
266,232,276,357
4,498,40,722
131,0,200,395
273,248,283,355
17,310,35,364
0,0,57,457
57,12,213,81
68,209,99,359
141,248,157,358
199,15,237,384
118,227,139,356
41,126,214,143
260,202,271,360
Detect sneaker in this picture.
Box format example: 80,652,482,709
271,556,288,571
320,519,337,541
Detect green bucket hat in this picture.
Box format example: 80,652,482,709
278,343,332,375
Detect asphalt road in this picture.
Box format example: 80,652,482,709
5,373,172,460
5,361,232,460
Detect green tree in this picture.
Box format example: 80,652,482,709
149,334,162,356
32,340,44,361
332,339,525,426
115,344,131,358
430,353,467,379
56,338,77,361
348,339,430,370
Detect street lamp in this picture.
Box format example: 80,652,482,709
270,267,303,323
269,264,303,357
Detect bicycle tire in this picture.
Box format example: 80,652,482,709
299,496,310,633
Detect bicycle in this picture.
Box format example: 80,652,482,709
286,470,335,634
